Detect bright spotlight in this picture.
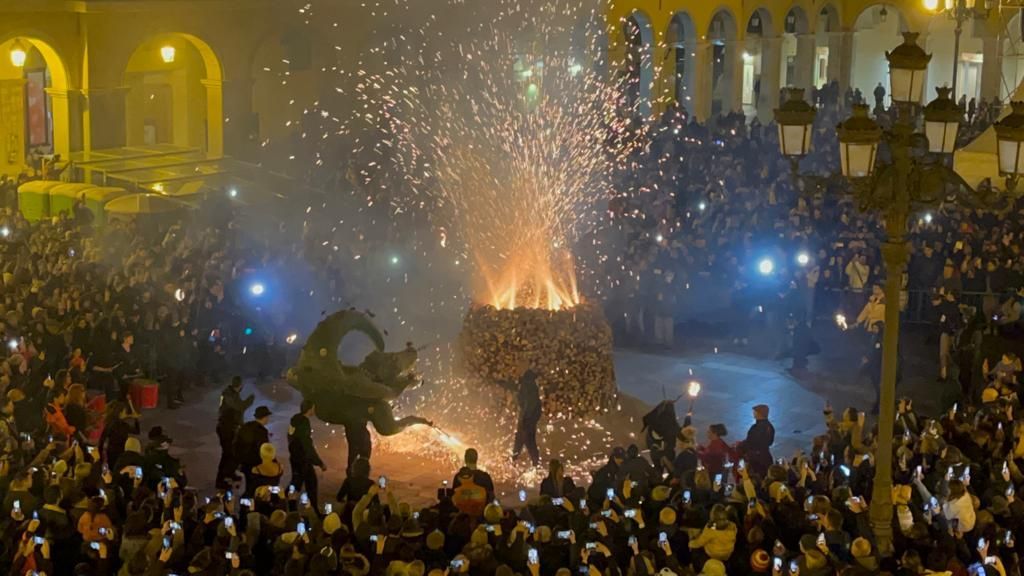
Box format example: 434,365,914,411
655,234,664,243
6,339,17,351
796,252,810,266
698,201,707,212
0,226,9,238
390,255,400,265
228,188,239,198
923,212,933,224
174,288,186,302
286,333,298,344
250,282,265,296
758,258,774,275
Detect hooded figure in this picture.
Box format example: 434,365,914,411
642,400,680,473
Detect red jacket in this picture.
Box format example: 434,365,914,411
44,402,75,441
698,437,734,477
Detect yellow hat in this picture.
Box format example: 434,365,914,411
982,388,999,403
659,507,677,526
892,484,912,505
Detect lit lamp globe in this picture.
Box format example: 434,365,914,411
773,87,817,157
9,40,26,68
837,104,881,179
923,87,961,154
160,45,176,64
886,32,931,105
994,101,1024,183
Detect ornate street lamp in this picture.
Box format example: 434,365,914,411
923,87,961,154
886,32,931,105
995,101,1024,187
774,88,817,158
837,105,881,178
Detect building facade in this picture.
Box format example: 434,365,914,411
0,0,368,177
607,0,1022,122
0,0,1020,180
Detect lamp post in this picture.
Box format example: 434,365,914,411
924,0,993,99
776,31,1020,555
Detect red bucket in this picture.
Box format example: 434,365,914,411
129,379,159,410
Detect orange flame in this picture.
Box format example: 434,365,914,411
478,246,580,311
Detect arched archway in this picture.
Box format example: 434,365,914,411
781,6,811,89
744,8,774,118
123,33,224,157
1001,11,1024,101
0,35,71,176
815,5,841,87
708,9,738,118
852,4,908,107
926,12,984,104
666,12,697,110
622,10,653,119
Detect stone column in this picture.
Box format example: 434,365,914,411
222,75,256,160
201,78,225,158
759,36,783,120
795,33,817,90
981,34,1001,102
43,87,72,160
691,39,712,121
81,87,128,155
830,30,854,95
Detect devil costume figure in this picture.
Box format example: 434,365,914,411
287,310,431,472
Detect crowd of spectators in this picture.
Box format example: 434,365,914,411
0,75,1020,575
604,84,1024,380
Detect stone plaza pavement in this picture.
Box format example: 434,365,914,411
142,336,951,506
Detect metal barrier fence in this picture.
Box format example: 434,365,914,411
827,287,998,325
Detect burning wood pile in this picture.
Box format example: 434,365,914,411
458,302,616,416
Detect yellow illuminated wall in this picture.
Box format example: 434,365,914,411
0,0,1012,177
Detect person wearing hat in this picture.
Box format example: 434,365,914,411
234,405,271,494
797,533,832,576
421,530,447,571
216,375,253,489
144,425,184,487
737,405,775,476
750,549,771,573
587,447,625,505
288,399,325,510
849,536,878,572
699,558,726,576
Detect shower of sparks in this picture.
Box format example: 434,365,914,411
279,0,657,492
352,0,642,310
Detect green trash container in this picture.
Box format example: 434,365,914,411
16,180,61,221
49,183,97,219
82,187,129,227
